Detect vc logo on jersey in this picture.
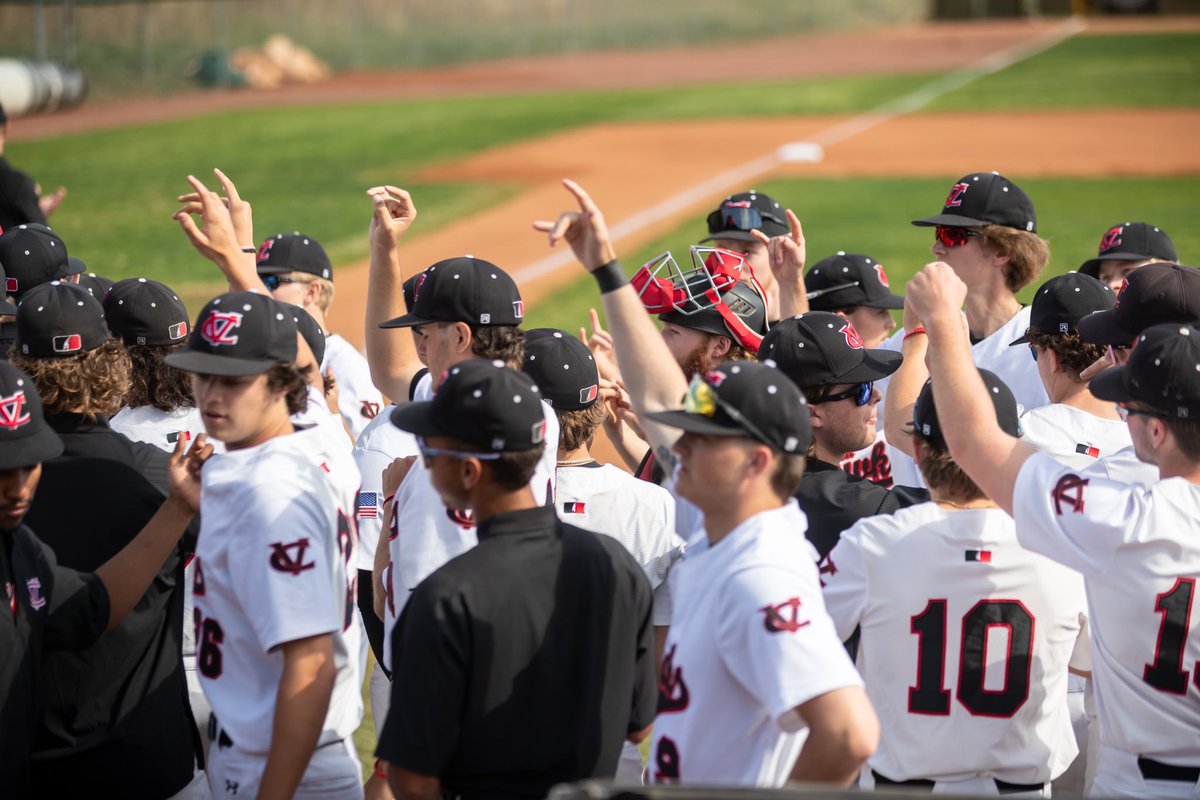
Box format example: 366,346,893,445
268,538,317,575
657,644,690,714
200,311,244,347
1051,474,1089,516
761,597,811,634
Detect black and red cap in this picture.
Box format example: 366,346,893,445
164,291,298,376
760,311,902,390
702,191,788,244
1009,272,1114,346
1077,262,1200,346
0,361,63,470
15,281,109,358
523,328,599,410
912,172,1037,233
914,368,1021,446
806,252,904,311
380,256,523,329
76,270,114,301
1079,222,1176,278
390,359,547,452
0,223,71,300
1091,323,1200,420
647,361,812,454
105,278,190,347
255,232,333,280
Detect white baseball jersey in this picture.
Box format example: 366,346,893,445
1081,444,1160,487
821,502,1087,784
649,501,862,786
192,424,363,754
1013,453,1200,774
352,404,418,571
556,462,684,626
322,333,385,441
840,429,925,490
879,307,1049,414
111,404,220,454
1019,403,1132,469
381,371,559,669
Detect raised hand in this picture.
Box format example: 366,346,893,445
580,307,621,383
166,432,214,514
751,208,806,287
533,179,616,271
906,261,968,327
176,168,254,248
366,185,417,256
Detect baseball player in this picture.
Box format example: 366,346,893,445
909,260,1200,799
645,362,877,786
880,172,1050,415
523,326,684,783
823,368,1088,795
164,291,364,800
0,222,82,302
1077,221,1177,291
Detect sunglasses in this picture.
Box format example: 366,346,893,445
684,375,775,446
1114,402,1163,422
416,436,502,468
706,205,786,234
261,275,308,291
1029,342,1039,363
813,381,874,406
934,226,980,249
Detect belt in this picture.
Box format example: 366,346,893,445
208,713,343,752
872,770,1045,795
1138,756,1200,783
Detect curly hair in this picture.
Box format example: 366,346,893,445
978,224,1050,293
265,362,313,416
470,324,526,370
11,337,131,418
126,343,195,412
1027,330,1107,379
555,402,608,453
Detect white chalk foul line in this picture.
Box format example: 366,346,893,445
514,16,1085,286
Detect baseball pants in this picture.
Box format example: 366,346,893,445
863,771,1050,797
1091,745,1200,798
206,729,363,800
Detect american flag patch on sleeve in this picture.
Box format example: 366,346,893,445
357,492,379,519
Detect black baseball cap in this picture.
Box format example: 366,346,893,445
912,172,1037,233
647,361,812,454
380,257,524,329
390,359,547,452
760,311,902,390
1009,272,1115,346
255,232,333,280
0,361,63,470
701,191,788,244
0,259,16,316
913,368,1021,446
523,328,599,410
76,270,114,301
1079,222,1177,278
806,252,904,311
164,291,298,376
1077,262,1200,346
402,272,423,312
1091,323,1200,420
15,281,109,358
290,304,326,366
105,278,190,347
0,223,70,300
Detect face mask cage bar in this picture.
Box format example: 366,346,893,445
632,246,748,315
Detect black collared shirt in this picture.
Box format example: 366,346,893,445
796,458,929,559
0,155,46,231
379,505,656,800
0,524,109,798
47,412,171,496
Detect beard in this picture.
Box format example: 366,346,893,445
679,339,720,380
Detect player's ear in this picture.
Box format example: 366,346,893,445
709,335,732,361
451,321,473,355
808,402,826,430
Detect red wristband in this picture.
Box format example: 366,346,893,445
903,325,927,342
374,758,388,779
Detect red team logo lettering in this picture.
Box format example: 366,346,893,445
841,440,893,488
0,390,31,430
944,182,969,207
840,323,865,350
268,538,317,575
255,238,274,264
200,311,244,347
360,400,381,419
1099,225,1124,252
874,262,891,287
1051,474,1089,516
761,597,811,633
656,643,690,713
446,507,475,529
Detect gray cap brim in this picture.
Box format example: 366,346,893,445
0,426,64,470
645,409,749,438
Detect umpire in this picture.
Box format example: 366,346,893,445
379,359,656,800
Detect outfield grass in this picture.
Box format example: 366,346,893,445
12,31,1198,296
524,175,1200,334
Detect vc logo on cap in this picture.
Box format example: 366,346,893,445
944,182,969,208
0,390,31,430
200,311,243,347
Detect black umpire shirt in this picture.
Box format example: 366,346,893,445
24,457,198,799
378,505,657,800
47,411,171,495
0,523,109,799
0,155,46,231
796,458,929,560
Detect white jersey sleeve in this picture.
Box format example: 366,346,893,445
818,532,869,643
352,405,418,570
322,334,385,441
